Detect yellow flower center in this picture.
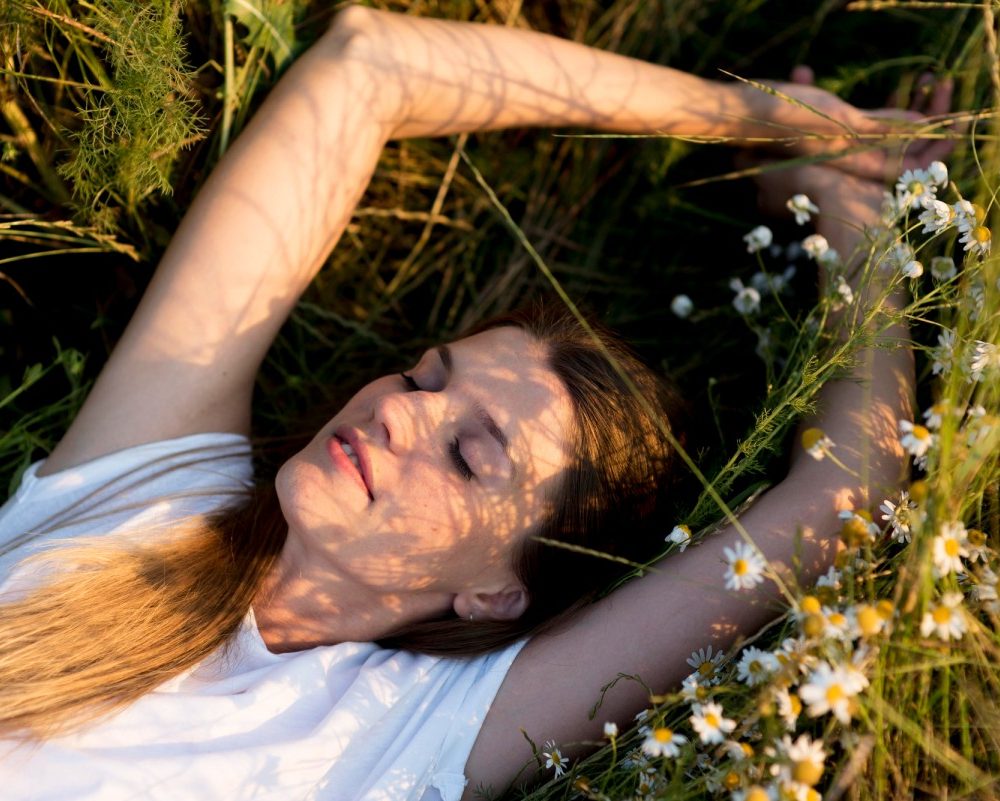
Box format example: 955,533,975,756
876,600,895,620
912,424,931,440
801,595,821,615
841,517,870,547
749,660,762,674
789,694,802,715
932,606,952,624
969,529,987,546
678,524,691,536
972,226,991,245
733,558,749,576
857,605,881,636
704,713,720,728
972,203,986,223
908,180,925,195
741,742,755,757
828,612,847,628
826,683,846,705
698,661,714,677
653,727,673,742
857,509,873,523
803,614,825,638
793,759,824,787
944,539,960,557
746,788,770,801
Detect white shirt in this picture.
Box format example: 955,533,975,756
0,433,525,801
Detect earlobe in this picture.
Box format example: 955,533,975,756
453,585,528,622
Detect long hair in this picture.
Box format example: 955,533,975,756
0,300,685,740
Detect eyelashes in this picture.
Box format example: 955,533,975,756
398,372,474,481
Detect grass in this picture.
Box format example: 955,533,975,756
1,0,998,798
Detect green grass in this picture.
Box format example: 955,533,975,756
1,1,998,798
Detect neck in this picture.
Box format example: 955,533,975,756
252,530,452,653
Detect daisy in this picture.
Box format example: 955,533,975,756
927,160,949,187
725,740,754,761
899,419,933,468
851,603,886,638
729,278,761,315
954,200,985,232
966,528,990,563
671,294,694,318
931,328,957,376
744,225,773,253
930,256,956,281
800,427,833,461
814,565,842,590
833,275,854,307
922,402,952,430
972,566,999,614
542,739,568,777
667,523,693,552
816,247,841,271
801,234,829,259
736,646,780,686
967,340,998,382
779,733,827,788
895,167,935,209
786,194,819,225
920,592,967,641
686,644,726,682
690,701,736,744
723,541,766,591
642,726,687,758
960,225,992,257
798,662,865,724
774,686,802,730
933,521,969,576
902,259,924,279
820,606,853,642
880,492,915,544
680,673,708,703
918,198,955,234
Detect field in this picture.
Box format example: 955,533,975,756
1,0,998,798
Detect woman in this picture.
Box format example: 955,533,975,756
0,6,949,800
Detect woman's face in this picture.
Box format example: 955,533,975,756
275,326,575,606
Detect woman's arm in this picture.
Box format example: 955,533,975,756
40,5,909,476
465,170,912,796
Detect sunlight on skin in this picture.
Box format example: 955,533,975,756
256,327,575,652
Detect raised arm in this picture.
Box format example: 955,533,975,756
466,167,913,795
40,5,898,475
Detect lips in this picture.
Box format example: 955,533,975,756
329,428,373,501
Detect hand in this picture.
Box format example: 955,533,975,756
757,66,954,182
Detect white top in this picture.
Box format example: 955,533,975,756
0,433,526,801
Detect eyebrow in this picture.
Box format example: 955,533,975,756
436,344,517,480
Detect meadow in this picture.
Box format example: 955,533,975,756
1,0,998,798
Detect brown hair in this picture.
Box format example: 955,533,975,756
0,300,685,740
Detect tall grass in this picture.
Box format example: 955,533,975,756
1,1,997,798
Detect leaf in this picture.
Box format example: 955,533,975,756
225,0,298,72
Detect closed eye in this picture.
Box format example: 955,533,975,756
401,372,475,481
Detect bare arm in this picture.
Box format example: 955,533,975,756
466,171,913,795
41,5,897,475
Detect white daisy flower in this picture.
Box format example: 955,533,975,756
686,644,725,683
931,328,957,376
680,673,706,703
800,427,833,461
820,606,853,642
779,733,827,788
786,194,819,225
723,541,767,591
725,739,754,761
736,646,780,686
851,603,887,638
729,278,761,315
972,566,999,614
954,200,984,232
642,726,687,758
902,259,924,279
690,701,736,744
927,160,949,187
967,340,998,383
933,521,969,576
603,721,618,738
899,419,933,468
801,234,829,259
930,256,957,281
922,401,953,431
920,592,967,641
966,528,991,564
960,225,992,257
667,523,693,552
671,293,694,318
895,168,935,209
815,565,842,590
744,225,773,253
880,492,916,544
774,686,802,730
798,662,866,724
750,265,796,295
918,198,955,234
542,739,568,777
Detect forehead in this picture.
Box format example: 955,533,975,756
446,327,575,485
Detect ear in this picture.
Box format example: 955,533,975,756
453,583,528,622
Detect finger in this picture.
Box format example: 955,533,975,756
790,64,814,85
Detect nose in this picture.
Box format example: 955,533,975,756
372,388,448,453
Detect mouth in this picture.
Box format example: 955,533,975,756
329,429,374,501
